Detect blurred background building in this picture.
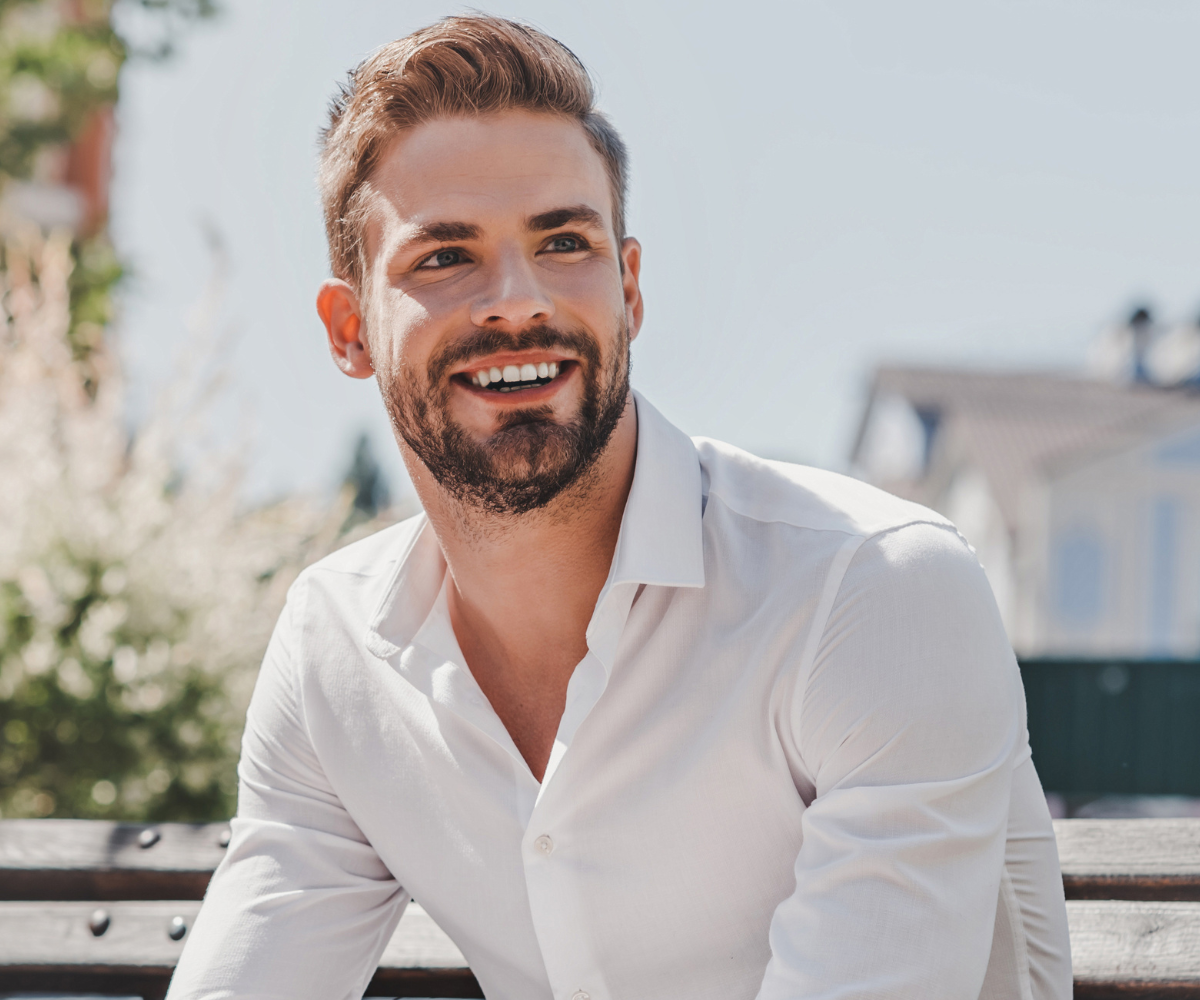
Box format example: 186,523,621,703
852,312,1200,814
853,308,1200,658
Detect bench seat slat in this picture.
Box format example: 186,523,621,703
1069,900,1200,995
4,819,1200,997
0,900,480,999
0,900,467,971
1056,819,1200,901
3,898,1200,997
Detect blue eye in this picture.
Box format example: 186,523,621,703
549,236,580,252
423,249,462,268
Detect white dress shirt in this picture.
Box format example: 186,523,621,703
168,393,1072,1000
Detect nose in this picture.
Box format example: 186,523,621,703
469,244,554,329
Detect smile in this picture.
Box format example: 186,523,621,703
466,361,563,393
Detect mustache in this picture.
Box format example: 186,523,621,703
426,325,601,385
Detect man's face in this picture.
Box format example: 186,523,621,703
356,111,641,516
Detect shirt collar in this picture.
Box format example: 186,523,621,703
602,390,706,591
364,390,705,661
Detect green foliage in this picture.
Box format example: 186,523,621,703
0,561,237,821
0,0,296,825
68,233,121,375
0,1,219,181
0,2,121,181
0,0,213,374
0,231,387,822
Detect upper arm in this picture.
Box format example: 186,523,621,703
759,522,1021,999
799,521,1020,794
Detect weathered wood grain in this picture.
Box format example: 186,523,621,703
1069,900,1200,997
1056,820,1200,901
4,817,1200,997
9,817,1196,903
0,819,229,901
0,899,480,998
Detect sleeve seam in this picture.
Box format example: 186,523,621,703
790,519,971,779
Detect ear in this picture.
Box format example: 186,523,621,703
620,237,644,342
317,279,373,378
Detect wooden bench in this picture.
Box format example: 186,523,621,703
0,820,481,999
2,818,1198,998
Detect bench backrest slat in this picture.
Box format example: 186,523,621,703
8,819,1200,902
0,819,228,901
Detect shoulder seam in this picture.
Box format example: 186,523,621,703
703,487,859,536
787,533,866,785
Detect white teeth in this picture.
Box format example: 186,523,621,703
474,361,562,390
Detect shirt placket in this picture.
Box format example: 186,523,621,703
518,579,638,1000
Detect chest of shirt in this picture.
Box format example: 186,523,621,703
298,583,824,965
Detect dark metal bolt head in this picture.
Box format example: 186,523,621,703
89,908,111,937
168,915,187,941
218,827,231,848
138,827,161,849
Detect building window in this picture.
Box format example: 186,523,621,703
1053,529,1105,626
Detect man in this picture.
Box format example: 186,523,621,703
169,15,1072,1000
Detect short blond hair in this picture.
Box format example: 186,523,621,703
318,15,629,288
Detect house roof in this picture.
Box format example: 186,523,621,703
855,367,1200,530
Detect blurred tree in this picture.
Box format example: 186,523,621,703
0,0,399,822
0,230,353,821
0,0,217,394
343,432,391,526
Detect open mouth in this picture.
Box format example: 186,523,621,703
461,361,569,394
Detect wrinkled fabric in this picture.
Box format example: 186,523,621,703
168,392,1071,1000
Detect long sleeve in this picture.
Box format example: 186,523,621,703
758,521,1022,999
167,581,408,1000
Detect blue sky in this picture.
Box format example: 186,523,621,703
110,0,1200,503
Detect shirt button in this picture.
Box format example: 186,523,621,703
534,834,554,855
571,992,590,1000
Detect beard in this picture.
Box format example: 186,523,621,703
380,319,631,517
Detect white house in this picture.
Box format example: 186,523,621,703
851,365,1200,658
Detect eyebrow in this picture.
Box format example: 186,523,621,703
392,206,605,259
525,205,605,233
403,221,481,247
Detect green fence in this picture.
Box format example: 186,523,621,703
1020,659,1200,795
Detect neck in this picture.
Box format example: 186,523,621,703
400,397,637,780
405,394,637,669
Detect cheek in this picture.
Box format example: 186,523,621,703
371,291,438,374
542,260,625,322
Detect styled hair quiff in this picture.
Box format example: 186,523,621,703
318,15,629,289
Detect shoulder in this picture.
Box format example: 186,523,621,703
835,519,994,621
302,513,426,579
287,513,428,618
693,435,951,539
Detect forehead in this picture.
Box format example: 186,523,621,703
366,110,613,245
